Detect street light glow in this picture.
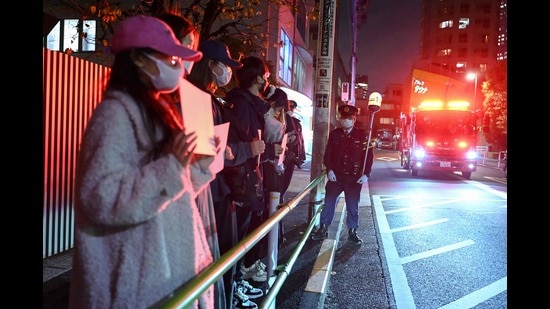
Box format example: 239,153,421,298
466,72,478,108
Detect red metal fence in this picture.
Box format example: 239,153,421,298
42,48,110,258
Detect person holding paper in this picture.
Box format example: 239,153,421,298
261,87,290,248
157,13,229,309
187,40,265,308
69,15,218,308
262,87,288,193
225,56,284,286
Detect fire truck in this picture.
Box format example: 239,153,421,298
399,99,478,179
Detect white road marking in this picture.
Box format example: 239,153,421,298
373,195,416,309
377,156,399,161
438,277,507,309
400,240,475,264
373,178,507,309
390,218,449,233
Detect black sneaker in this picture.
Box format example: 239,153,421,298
235,279,264,299
311,224,328,241
348,228,363,245
233,285,258,309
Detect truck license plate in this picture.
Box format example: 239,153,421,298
440,161,451,167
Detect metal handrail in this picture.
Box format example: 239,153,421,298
155,170,327,308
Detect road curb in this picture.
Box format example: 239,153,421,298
300,196,346,307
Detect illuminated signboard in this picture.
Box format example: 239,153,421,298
410,69,470,108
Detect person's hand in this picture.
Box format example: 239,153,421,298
327,170,336,182
357,174,368,184
172,130,198,168
250,139,266,157
192,135,220,172
225,145,235,160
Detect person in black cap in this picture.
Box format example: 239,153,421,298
311,104,374,245
187,41,266,308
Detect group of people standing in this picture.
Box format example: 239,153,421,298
68,12,307,309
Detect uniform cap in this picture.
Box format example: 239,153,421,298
110,15,203,62
338,104,358,117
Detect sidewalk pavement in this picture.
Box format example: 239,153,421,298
42,158,375,308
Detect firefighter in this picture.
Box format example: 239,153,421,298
311,104,374,245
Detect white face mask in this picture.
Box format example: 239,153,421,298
212,64,232,86
340,118,354,129
183,61,194,76
141,53,183,93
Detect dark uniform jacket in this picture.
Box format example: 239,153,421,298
324,127,373,183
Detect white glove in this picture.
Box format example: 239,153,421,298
327,170,337,182
357,174,368,184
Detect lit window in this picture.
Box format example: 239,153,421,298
458,18,470,29
439,20,453,29
45,18,97,53
278,29,293,85
436,48,452,57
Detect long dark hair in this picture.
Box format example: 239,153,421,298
105,48,181,158
187,57,216,93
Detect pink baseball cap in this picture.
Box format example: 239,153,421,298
110,15,203,62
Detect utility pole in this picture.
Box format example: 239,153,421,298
309,0,338,221
350,0,358,106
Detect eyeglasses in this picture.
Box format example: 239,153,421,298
169,56,182,67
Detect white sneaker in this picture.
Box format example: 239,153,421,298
240,260,267,282
240,260,265,276
233,285,258,309
255,260,267,272
235,279,264,299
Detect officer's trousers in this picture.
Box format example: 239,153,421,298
320,179,362,229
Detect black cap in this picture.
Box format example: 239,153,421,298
198,40,243,68
338,104,358,117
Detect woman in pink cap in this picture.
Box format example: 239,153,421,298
69,15,218,309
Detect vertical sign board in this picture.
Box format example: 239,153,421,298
315,0,336,109
309,0,337,220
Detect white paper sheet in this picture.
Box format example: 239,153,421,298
179,78,215,156
278,133,288,166
212,122,230,174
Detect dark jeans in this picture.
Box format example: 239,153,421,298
320,176,362,229
214,196,238,306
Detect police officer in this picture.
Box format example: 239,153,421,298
311,104,374,245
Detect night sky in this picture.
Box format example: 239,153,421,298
356,0,423,94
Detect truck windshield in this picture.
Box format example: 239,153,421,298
415,110,475,136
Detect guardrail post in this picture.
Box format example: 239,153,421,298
267,191,280,282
